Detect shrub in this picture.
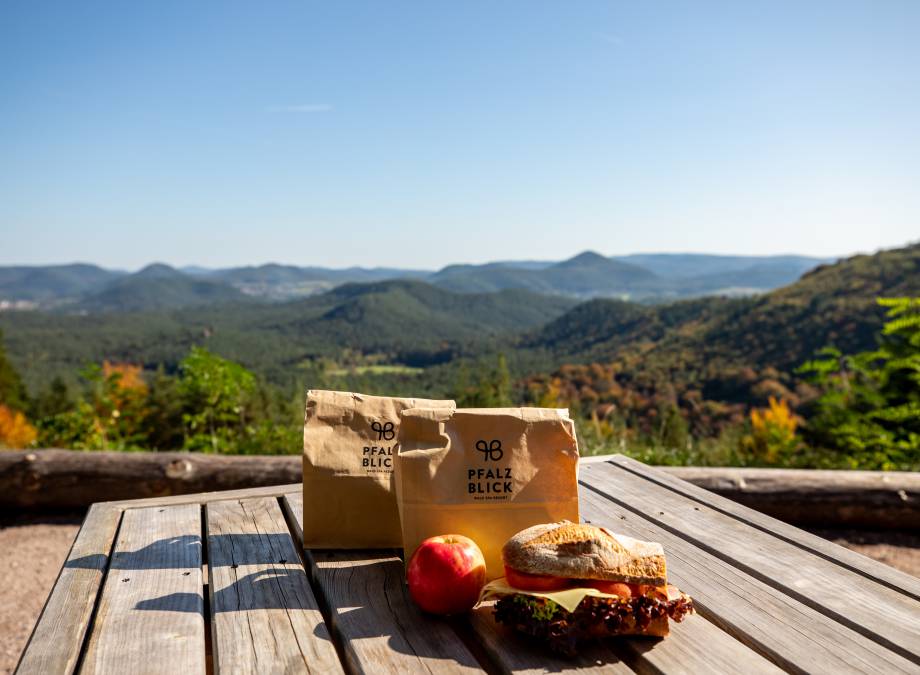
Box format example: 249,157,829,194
0,404,37,449
741,397,801,464
798,297,920,470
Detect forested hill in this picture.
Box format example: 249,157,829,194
0,280,575,392
528,243,919,371
0,243,915,417
518,243,920,437
430,251,657,295
0,264,122,302
79,263,250,312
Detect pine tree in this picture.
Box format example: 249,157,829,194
0,329,27,412
799,298,920,469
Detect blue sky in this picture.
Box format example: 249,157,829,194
1,1,918,270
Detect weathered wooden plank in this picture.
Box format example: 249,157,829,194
283,493,483,674
105,482,302,509
79,504,205,675
579,485,919,674
609,454,920,599
15,504,121,675
582,461,920,662
615,610,784,674
206,497,341,674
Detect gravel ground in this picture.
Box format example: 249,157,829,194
807,527,920,577
0,515,917,674
0,513,82,675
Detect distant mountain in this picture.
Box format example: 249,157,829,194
78,264,248,312
429,251,828,299
0,264,124,303
430,251,657,297
677,261,826,295
0,251,833,310
207,264,429,300
542,251,658,295
611,254,831,280
134,263,186,280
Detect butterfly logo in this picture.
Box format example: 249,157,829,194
476,439,503,461
371,421,395,441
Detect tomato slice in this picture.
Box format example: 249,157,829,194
504,566,572,591
583,580,641,598
644,585,670,600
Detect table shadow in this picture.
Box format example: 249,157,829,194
134,568,313,613
65,533,299,570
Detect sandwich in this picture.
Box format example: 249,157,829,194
479,521,693,656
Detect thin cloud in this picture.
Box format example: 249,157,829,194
266,103,333,113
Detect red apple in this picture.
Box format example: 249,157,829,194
406,534,487,615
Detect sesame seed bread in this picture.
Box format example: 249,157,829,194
502,521,668,586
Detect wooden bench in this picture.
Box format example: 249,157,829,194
16,455,920,673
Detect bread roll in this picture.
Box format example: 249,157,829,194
502,521,668,586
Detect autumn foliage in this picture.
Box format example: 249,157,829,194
0,404,37,449
744,397,800,463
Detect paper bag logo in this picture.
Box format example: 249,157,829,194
469,438,512,500
363,419,395,472
475,439,503,461
371,420,395,441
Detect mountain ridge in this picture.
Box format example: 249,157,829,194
0,250,837,310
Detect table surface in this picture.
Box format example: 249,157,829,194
16,454,920,674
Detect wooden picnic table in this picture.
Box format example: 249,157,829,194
16,454,920,674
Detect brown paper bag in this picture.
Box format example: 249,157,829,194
302,390,454,548
394,407,580,578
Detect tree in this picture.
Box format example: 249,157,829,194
453,354,513,407
30,376,72,419
178,347,257,453
798,297,920,469
141,367,185,450
0,329,27,412
35,363,149,451
0,404,37,448
742,397,801,464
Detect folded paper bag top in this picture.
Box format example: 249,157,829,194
302,389,454,548
394,406,580,579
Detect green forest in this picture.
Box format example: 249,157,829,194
1,243,918,470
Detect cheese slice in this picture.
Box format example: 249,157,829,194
477,577,632,614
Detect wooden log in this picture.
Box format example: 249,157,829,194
2,450,918,530
0,449,301,509
659,465,920,529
